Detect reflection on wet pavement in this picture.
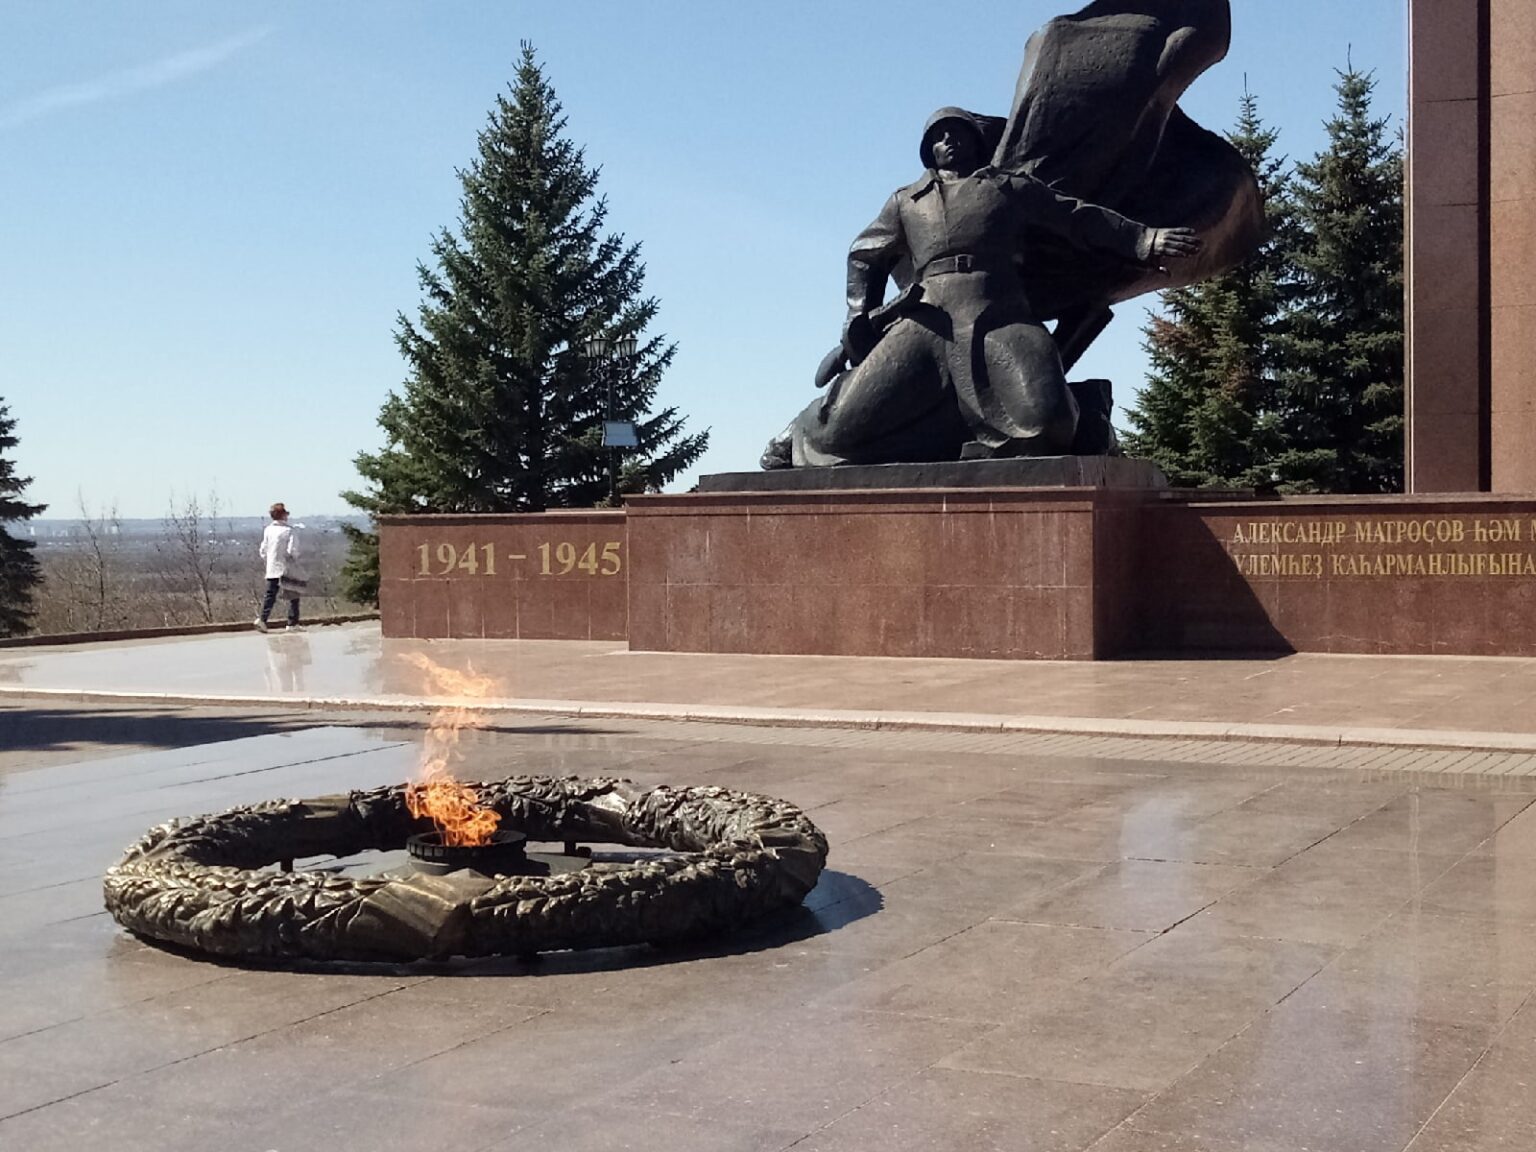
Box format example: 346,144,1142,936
0,713,1534,1150
5,623,1536,744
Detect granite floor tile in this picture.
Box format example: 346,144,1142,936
1145,807,1350,867
0,945,231,1042
822,919,1150,1023
480,1102,804,1152
792,1066,1148,1152
0,1092,253,1152
359,1004,719,1117
0,913,135,981
801,795,933,842
908,804,1170,864
1076,1127,1264,1152
243,1088,530,1152
1102,927,1338,992
938,979,1257,1094
1417,853,1536,923
609,1006,989,1134
1229,778,1402,819
0,970,408,1118
1265,839,1465,893
1282,910,1536,1029
939,933,1334,1092
1001,859,1262,933
1175,868,1416,949
790,850,1098,961
1403,1000,1536,1152
109,977,545,1113
0,880,114,937
954,780,1148,824
947,800,1342,869
1130,1002,1496,1152
1475,804,1536,859
1100,778,1285,821
1323,790,1535,856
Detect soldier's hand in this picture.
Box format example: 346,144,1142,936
1149,227,1202,260
842,312,875,366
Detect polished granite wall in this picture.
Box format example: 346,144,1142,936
380,490,1536,658
624,489,1147,661
1408,0,1536,493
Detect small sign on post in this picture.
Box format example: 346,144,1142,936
602,421,639,448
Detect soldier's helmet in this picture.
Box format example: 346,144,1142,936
920,106,990,169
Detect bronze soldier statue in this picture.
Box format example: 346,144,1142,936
760,0,1260,471
762,108,1201,468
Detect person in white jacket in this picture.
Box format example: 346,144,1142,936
255,502,303,632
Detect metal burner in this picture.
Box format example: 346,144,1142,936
406,829,528,876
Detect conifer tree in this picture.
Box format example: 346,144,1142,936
0,401,46,637
1272,65,1404,493
1123,92,1296,487
342,45,707,601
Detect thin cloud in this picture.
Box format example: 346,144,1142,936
0,27,271,131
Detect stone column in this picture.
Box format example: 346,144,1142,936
1407,0,1536,494
1489,0,1536,492
1406,0,1486,492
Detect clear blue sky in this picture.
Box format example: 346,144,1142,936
2,1,1405,519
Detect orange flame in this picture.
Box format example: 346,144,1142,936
402,653,502,847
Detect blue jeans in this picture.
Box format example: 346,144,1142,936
259,579,300,626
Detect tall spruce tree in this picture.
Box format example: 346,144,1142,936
1122,91,1296,487
1271,65,1404,493
342,45,707,601
0,401,46,637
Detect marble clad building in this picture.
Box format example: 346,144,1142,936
1408,0,1536,493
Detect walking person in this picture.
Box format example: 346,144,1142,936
255,502,304,632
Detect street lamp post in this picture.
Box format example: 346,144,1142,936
581,334,639,506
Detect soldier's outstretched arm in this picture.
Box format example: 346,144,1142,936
1010,173,1201,266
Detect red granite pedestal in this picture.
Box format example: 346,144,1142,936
379,490,1536,659
624,488,1536,660
624,487,1154,660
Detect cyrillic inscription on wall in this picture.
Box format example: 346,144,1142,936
1224,517,1536,580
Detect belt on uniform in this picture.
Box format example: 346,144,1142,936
920,253,1004,278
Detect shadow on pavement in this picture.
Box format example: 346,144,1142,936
0,705,621,756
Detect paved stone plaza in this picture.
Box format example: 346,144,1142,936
2,696,1535,1151
6,623,1536,752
